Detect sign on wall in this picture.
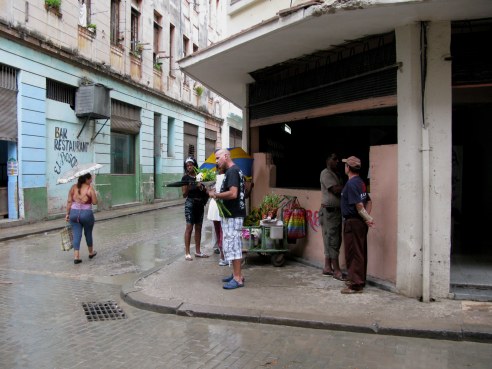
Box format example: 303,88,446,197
47,122,93,213
7,158,18,176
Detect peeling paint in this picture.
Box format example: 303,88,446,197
312,0,369,16
312,0,421,16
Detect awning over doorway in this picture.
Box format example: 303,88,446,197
178,0,492,108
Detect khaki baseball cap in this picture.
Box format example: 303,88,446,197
342,156,361,169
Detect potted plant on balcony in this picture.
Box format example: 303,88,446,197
194,85,204,97
87,23,97,33
153,57,163,71
130,42,144,58
45,0,62,17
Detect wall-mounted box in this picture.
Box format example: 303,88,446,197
75,84,111,119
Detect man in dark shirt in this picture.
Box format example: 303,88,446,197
340,156,374,294
209,148,246,289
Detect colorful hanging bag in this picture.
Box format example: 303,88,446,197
282,197,306,239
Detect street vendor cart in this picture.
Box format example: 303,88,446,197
241,194,306,267
241,219,288,267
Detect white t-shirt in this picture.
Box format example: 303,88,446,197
207,174,225,221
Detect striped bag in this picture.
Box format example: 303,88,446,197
282,198,306,239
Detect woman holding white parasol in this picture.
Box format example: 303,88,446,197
61,165,100,264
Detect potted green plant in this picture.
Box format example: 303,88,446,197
194,85,204,96
45,0,62,16
244,207,262,226
45,0,61,10
130,42,144,58
87,23,97,32
260,193,284,220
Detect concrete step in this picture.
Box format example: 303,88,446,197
451,284,492,302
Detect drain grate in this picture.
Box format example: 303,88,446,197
82,300,127,322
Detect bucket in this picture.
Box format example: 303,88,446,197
270,225,283,239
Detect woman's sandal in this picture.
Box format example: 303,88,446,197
185,254,193,261
89,251,97,259
340,287,363,294
194,252,209,258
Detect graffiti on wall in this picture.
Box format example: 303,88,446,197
52,127,89,174
305,209,320,232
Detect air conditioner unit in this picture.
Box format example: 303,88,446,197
75,84,111,119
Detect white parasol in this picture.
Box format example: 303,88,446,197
56,163,103,184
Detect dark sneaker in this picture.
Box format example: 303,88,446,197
223,279,244,289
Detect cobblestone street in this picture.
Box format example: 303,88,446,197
0,206,490,369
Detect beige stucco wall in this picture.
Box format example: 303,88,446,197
368,145,398,283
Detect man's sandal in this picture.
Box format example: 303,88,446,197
185,254,193,261
340,287,363,294
333,273,347,281
194,252,209,258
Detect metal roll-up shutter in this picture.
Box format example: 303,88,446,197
0,64,18,141
184,122,198,158
248,32,397,122
229,127,242,148
184,122,198,136
111,100,141,134
205,128,217,157
205,128,217,141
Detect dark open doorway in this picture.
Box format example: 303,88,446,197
451,100,492,300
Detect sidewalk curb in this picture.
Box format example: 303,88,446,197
0,199,184,243
121,275,492,343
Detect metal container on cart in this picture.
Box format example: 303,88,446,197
241,220,287,267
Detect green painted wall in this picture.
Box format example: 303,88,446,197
154,173,163,199
23,187,48,221
161,173,183,201
111,175,137,205
141,173,154,203
94,174,112,211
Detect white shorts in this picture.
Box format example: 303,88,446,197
221,217,244,261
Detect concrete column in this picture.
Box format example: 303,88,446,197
426,21,452,299
396,24,424,298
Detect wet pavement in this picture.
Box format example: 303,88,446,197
0,202,491,368
125,251,492,342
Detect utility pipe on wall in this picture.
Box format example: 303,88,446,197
420,21,431,303
421,128,431,302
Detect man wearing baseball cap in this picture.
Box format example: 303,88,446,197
340,156,374,294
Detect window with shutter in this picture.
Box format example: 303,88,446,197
0,64,18,141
